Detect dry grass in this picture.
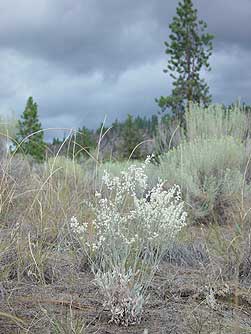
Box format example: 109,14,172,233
1,105,251,332
0,153,251,334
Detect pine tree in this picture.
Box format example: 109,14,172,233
156,0,214,121
15,97,45,162
73,126,95,159
120,114,142,159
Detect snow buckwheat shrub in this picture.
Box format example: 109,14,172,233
70,157,187,325
95,266,144,326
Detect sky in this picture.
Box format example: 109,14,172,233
0,0,250,140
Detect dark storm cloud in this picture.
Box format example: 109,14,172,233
0,0,168,75
194,0,251,50
39,59,170,129
208,47,251,103
1,0,249,75
0,0,250,138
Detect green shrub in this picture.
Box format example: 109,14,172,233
184,103,249,142
159,136,248,222
156,104,251,224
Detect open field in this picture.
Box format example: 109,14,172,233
1,105,251,333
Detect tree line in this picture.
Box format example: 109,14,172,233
14,98,159,161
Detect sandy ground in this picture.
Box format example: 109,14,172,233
1,254,251,334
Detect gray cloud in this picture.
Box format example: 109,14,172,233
0,0,166,75
208,47,251,103
0,0,250,140
194,0,251,50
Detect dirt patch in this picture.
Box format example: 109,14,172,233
1,259,251,334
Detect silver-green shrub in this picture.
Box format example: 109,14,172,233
184,103,249,142
158,104,251,222
70,158,187,325
159,136,245,220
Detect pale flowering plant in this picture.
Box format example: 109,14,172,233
69,157,187,325
94,266,145,326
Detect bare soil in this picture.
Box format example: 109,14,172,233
1,254,251,334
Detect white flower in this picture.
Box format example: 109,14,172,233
69,158,187,325
70,216,88,237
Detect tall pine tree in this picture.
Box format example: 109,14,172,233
15,97,45,162
156,0,214,121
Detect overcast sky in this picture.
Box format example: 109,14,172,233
0,0,250,139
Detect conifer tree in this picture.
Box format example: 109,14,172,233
121,114,142,159
156,0,214,121
15,97,45,162
73,126,95,159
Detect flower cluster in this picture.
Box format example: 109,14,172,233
69,158,187,325
131,183,187,246
83,160,186,255
70,216,88,238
